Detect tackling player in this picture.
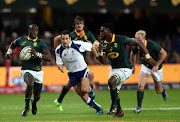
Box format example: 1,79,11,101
130,30,168,113
5,24,51,117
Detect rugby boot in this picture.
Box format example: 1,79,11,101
113,111,124,118
134,106,142,113
107,105,117,115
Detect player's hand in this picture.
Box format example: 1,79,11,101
98,44,104,52
132,66,136,74
95,58,102,65
152,65,158,72
86,40,92,43
146,57,157,66
58,66,64,73
30,46,36,55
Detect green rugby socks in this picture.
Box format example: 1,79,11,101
58,86,70,103
137,90,144,107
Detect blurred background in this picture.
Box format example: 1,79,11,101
0,0,180,94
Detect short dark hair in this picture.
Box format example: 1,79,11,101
73,15,85,27
101,23,113,32
60,30,70,36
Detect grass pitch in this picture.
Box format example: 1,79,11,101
0,89,180,121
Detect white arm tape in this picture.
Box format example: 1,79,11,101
145,53,151,59
6,48,12,55
36,52,43,59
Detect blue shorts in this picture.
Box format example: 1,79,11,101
68,68,88,87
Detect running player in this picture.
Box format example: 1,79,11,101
98,24,157,118
5,24,51,117
130,30,168,113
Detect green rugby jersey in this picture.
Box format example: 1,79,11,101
70,29,96,58
101,34,133,69
132,40,162,69
70,29,96,43
14,36,49,71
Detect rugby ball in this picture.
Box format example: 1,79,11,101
19,46,32,61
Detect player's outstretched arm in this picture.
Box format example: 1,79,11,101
5,41,16,59
54,35,61,49
129,39,157,66
130,51,136,74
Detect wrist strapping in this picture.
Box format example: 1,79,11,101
98,51,104,56
145,53,151,59
36,52,43,59
6,48,12,55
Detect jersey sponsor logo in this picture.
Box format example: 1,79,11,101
33,42,37,47
21,41,26,45
107,52,119,59
114,43,118,48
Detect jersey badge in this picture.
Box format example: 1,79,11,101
114,43,118,48
33,42,37,47
84,35,88,40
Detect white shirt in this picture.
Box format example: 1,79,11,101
55,40,92,73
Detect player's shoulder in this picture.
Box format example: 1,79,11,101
55,44,62,52
72,40,85,45
17,36,26,40
85,30,92,34
70,31,75,36
147,40,158,46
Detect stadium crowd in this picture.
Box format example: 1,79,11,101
0,13,180,66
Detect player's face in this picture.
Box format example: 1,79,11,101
100,26,108,40
28,25,39,39
74,20,84,32
61,34,71,48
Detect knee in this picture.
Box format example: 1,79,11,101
81,87,90,93
138,82,145,90
65,82,72,89
108,80,116,89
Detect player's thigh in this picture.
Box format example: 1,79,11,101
138,72,151,89
109,68,132,91
80,77,90,93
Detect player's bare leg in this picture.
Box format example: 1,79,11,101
88,71,95,100
154,80,168,101
134,72,150,113
74,79,103,115
22,74,34,117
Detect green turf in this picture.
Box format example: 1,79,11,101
0,89,180,121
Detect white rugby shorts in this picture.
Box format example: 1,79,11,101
21,70,44,84
140,64,163,82
109,68,132,91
